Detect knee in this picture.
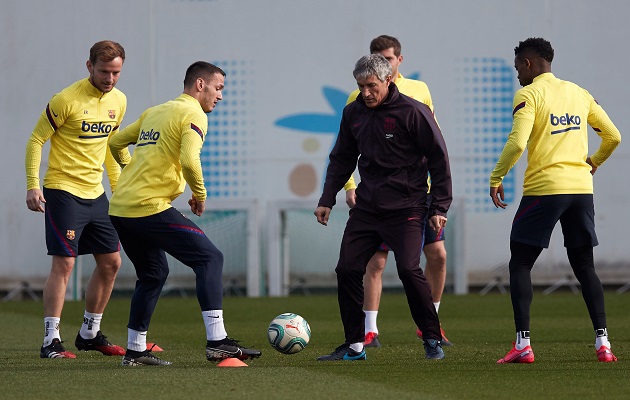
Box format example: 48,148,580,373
365,252,387,276
212,248,224,265
96,253,122,276
140,268,169,286
424,244,447,267
51,257,75,278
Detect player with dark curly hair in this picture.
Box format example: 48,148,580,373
490,37,621,363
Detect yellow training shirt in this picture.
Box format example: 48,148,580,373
25,78,128,198
490,73,621,195
344,73,434,191
109,94,208,218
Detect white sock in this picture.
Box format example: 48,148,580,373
433,302,441,314
595,328,611,350
349,342,364,352
515,330,530,350
128,328,147,352
202,310,227,341
364,310,379,335
43,317,61,347
79,311,102,339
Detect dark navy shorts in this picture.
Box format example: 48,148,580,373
510,194,598,249
44,188,120,257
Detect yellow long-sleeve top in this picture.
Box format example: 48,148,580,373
108,94,208,218
344,73,434,191
25,78,128,198
490,73,621,195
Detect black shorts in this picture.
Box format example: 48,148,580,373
44,188,120,257
510,194,598,249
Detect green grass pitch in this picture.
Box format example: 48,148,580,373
0,292,628,399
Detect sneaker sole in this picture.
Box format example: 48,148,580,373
121,358,172,366
206,348,243,361
40,351,76,359
76,345,125,356
237,352,262,360
497,350,534,364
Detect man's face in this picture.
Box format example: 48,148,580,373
87,57,123,93
357,74,392,108
200,73,225,113
375,47,402,78
514,55,533,87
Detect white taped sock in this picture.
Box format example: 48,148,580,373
79,311,102,339
515,330,530,350
43,317,61,347
350,342,364,352
595,328,611,350
364,310,378,335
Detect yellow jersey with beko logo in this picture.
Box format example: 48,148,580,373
490,73,621,195
25,78,128,199
108,94,207,218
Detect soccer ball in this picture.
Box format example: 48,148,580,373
267,313,311,354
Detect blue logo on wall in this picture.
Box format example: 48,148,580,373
274,65,516,213
274,73,422,178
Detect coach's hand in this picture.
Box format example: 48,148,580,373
314,206,331,226
26,188,45,213
429,215,447,234
345,189,356,208
490,184,507,209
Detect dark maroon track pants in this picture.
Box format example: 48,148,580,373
334,207,441,344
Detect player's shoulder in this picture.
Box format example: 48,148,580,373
405,78,430,90
49,79,87,110
346,88,360,105
109,87,127,102
54,79,84,100
399,75,430,91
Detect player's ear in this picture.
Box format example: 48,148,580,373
86,60,93,74
398,54,403,65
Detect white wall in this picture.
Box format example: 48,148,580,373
2,0,629,286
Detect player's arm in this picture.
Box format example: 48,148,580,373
489,92,535,188
105,98,131,191
25,98,67,212
25,116,52,212
109,118,141,166
181,121,207,216
586,97,621,168
105,126,131,192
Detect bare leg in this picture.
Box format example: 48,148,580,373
43,256,76,317
363,251,388,311
84,252,121,313
423,241,447,303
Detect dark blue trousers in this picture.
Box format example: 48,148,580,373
111,208,223,331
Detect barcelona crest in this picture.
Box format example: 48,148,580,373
108,110,116,119
384,117,396,132
66,230,75,240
